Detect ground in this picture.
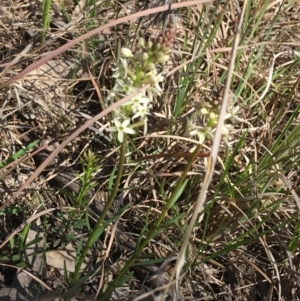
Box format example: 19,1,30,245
1,1,300,300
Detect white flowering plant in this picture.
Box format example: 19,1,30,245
186,89,241,144
106,29,175,143
105,28,240,145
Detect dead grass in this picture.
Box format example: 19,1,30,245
1,0,300,300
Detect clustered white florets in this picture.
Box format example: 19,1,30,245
186,92,241,144
105,29,240,145
106,29,175,143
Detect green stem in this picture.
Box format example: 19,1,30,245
41,0,51,43
70,136,127,285
101,143,202,298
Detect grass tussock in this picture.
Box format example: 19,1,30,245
1,0,300,300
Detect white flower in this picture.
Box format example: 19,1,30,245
185,116,196,134
147,90,153,102
129,94,150,113
132,101,149,120
222,124,230,135
106,119,135,143
106,91,118,106
224,106,242,121
190,127,206,144
151,83,162,96
156,72,165,82
143,117,148,135
222,124,233,143
112,58,128,78
113,107,127,119
113,78,138,95
152,72,165,95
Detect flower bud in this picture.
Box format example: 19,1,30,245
200,108,209,115
209,112,217,120
147,40,153,49
121,48,133,58
147,74,159,84
157,55,169,63
142,52,149,61
155,43,161,50
145,63,155,71
161,46,171,54
141,73,158,84
139,37,145,48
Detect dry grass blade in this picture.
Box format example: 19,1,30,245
0,208,57,249
0,44,32,78
0,0,210,89
2,0,300,299
0,87,149,211
0,263,52,291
